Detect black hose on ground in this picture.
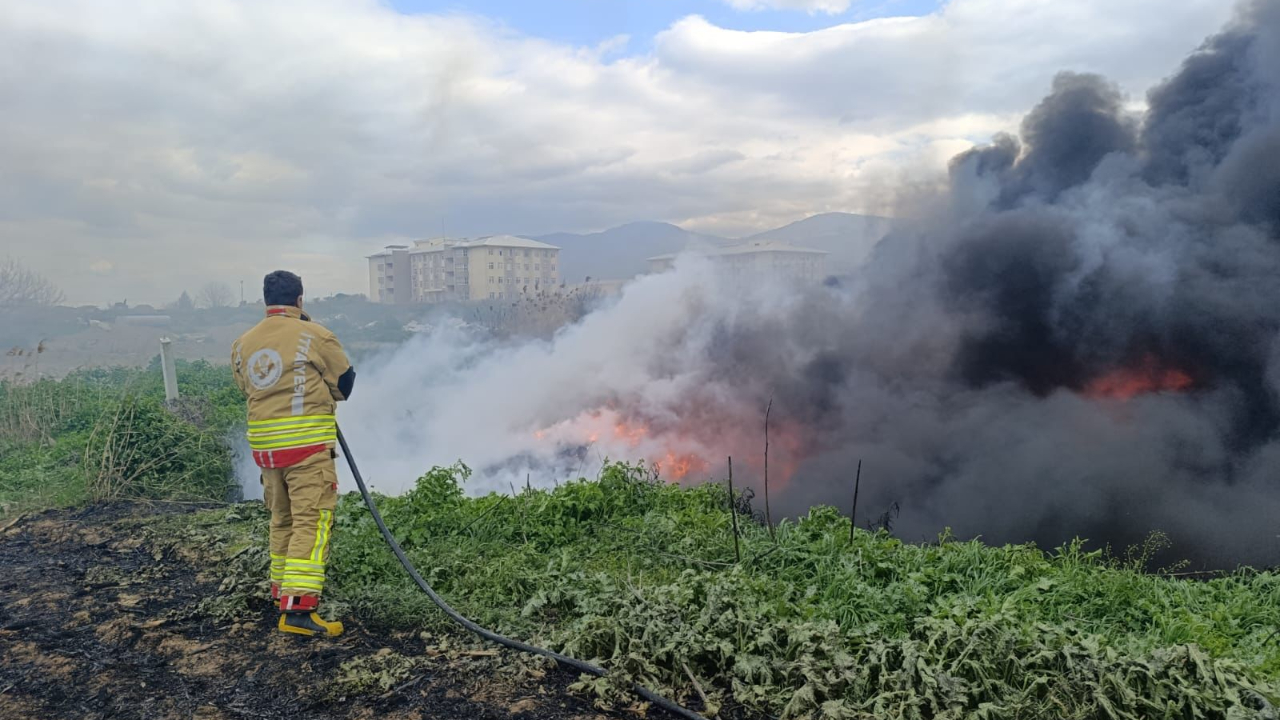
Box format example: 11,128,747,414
335,427,709,720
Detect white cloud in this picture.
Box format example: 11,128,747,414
0,0,1236,304
720,0,852,14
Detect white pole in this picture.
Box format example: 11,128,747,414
159,337,179,403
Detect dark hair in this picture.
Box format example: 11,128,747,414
263,270,303,306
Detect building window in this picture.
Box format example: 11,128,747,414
488,262,494,269
524,250,530,257
488,277,494,284
498,250,503,256
524,264,530,271
489,292,495,299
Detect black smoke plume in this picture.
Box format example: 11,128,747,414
764,0,1280,567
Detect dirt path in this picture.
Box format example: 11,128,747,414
0,504,622,720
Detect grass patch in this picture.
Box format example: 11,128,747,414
145,463,1280,719
0,361,238,515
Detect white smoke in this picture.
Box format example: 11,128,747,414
260,255,819,497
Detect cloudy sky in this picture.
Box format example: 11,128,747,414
0,0,1236,305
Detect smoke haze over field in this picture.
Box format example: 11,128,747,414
268,1,1280,568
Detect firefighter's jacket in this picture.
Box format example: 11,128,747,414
232,305,355,469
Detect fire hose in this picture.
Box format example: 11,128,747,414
335,426,708,720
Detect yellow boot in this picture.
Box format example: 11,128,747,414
278,611,344,637
278,595,343,637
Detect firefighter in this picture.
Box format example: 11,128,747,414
232,270,355,637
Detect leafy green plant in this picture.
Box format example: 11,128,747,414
332,651,425,696
158,462,1280,719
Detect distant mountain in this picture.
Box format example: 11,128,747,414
745,212,896,272
527,213,896,282
530,221,725,283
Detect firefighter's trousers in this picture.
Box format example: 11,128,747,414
262,450,338,598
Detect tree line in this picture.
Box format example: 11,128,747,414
1,257,239,310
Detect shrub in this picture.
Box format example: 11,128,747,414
1,362,242,512
82,395,233,502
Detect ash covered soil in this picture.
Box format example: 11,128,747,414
0,504,623,720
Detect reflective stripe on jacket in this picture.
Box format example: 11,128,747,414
246,414,338,450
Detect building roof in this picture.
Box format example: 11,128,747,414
461,235,560,250
366,244,409,259
408,238,452,255
648,240,827,262
384,235,561,257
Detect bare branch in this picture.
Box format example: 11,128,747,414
0,257,65,307
196,281,234,309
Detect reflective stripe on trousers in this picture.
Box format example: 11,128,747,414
260,451,338,597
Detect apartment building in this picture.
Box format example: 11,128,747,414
367,245,410,304
406,237,471,303
648,241,827,286
368,236,561,304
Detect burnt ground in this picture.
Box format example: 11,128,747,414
0,504,629,720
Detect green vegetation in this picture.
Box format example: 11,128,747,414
0,360,238,513
145,463,1280,720
5,365,1280,718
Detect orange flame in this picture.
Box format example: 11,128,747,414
653,451,708,481
613,421,649,446
530,405,815,486
1084,356,1194,400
